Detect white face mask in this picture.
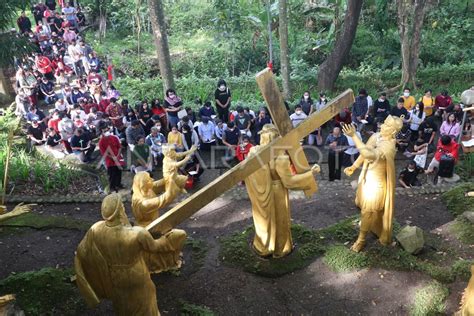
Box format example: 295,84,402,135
408,168,415,172
295,110,302,115
219,85,226,91
403,92,410,97
304,95,309,100
103,131,111,137
378,98,384,102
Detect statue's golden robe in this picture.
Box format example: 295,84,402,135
458,265,474,316
245,147,315,258
355,133,396,245
75,222,175,316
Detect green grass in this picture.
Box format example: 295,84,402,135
179,300,215,316
0,212,92,231
441,183,474,217
323,245,369,272
0,268,85,315
186,237,208,270
449,217,474,245
410,281,449,316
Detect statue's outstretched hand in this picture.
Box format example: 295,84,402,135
341,123,356,137
311,164,321,174
190,145,198,152
10,203,35,217
344,166,355,177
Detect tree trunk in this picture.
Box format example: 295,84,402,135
278,0,291,100
396,0,427,89
0,67,15,104
317,0,363,92
148,0,175,93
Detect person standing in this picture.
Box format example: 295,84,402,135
351,89,369,132
401,87,416,111
98,124,124,192
164,89,183,129
17,11,32,34
408,102,425,141
215,79,231,123
325,127,348,181
298,91,314,116
420,89,435,117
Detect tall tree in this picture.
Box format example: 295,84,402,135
148,0,174,92
396,0,428,90
278,0,291,99
317,0,363,92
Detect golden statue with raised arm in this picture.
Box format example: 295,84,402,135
342,115,403,252
245,124,321,258
132,145,197,227
457,265,474,316
75,193,186,315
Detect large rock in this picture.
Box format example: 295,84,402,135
396,225,425,254
463,211,474,224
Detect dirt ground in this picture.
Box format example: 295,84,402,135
1,177,471,315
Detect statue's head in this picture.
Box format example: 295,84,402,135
380,115,403,138
101,193,126,223
162,144,177,159
258,124,280,145
132,171,154,195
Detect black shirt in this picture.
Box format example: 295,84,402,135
390,106,409,119
234,114,251,131
223,128,240,145
70,133,91,150
164,100,183,117
373,99,391,119
27,125,45,140
215,88,231,108
419,121,438,143
40,81,55,95
399,166,423,186
47,133,62,147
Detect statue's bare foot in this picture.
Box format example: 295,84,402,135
350,239,366,252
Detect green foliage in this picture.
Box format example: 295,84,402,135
451,259,474,281
0,268,85,315
449,217,474,245
0,212,92,231
441,183,474,217
323,245,369,272
186,237,208,270
179,300,215,316
410,281,449,316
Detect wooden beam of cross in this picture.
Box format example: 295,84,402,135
146,79,354,234
256,68,316,196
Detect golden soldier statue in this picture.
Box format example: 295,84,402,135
342,115,403,252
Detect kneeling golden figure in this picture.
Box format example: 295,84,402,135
245,124,320,258
342,115,403,252
74,193,186,315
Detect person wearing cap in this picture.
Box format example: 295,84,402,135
75,193,184,315
70,128,96,163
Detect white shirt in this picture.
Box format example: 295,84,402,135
214,123,227,139
198,121,215,142
344,131,361,155
289,112,307,128
409,110,426,131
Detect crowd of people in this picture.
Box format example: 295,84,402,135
9,1,472,192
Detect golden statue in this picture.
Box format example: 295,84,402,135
74,193,186,315
457,265,474,316
0,203,32,221
132,145,197,227
342,115,403,252
245,124,320,258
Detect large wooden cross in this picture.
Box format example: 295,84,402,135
147,68,354,234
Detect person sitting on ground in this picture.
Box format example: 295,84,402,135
418,117,438,153
373,92,391,132
106,98,125,131
197,116,215,151
398,161,424,188
138,101,152,128
440,112,461,140
254,108,271,144
125,120,145,151
46,128,66,158
351,88,369,132
185,107,197,123
164,89,183,128
144,115,162,136
426,135,459,175
233,106,252,137
183,155,204,183
26,106,47,126
167,125,184,151
396,124,412,153
199,101,216,120
146,126,166,167
214,119,227,145
27,119,46,149
408,102,425,141
72,103,88,121
39,76,57,105
177,115,193,132
420,89,435,117
391,98,410,123
401,87,416,111
236,135,253,162
70,127,96,163
335,107,352,126
182,123,199,153
131,136,152,173
290,104,307,128
434,90,452,117
222,122,240,161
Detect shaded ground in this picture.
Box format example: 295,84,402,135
1,178,471,315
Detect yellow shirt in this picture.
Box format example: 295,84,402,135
402,96,416,111
420,96,435,116
167,131,183,148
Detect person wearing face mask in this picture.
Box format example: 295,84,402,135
419,89,435,117
434,90,452,118
373,93,391,132
299,91,314,115
401,88,416,111
289,104,307,128
164,89,183,129
199,101,216,120
197,116,215,151
222,122,241,162
182,123,200,152
398,161,424,188
99,124,125,192
27,119,46,150
325,127,349,181
315,93,327,112
214,119,228,145
236,135,253,162
146,126,167,167
215,79,231,123
408,102,425,141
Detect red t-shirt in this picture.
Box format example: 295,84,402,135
83,102,98,114
434,139,459,162
98,99,110,113
236,143,253,161
48,118,61,132
98,135,124,168
434,95,452,110
36,56,53,74
151,106,166,117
